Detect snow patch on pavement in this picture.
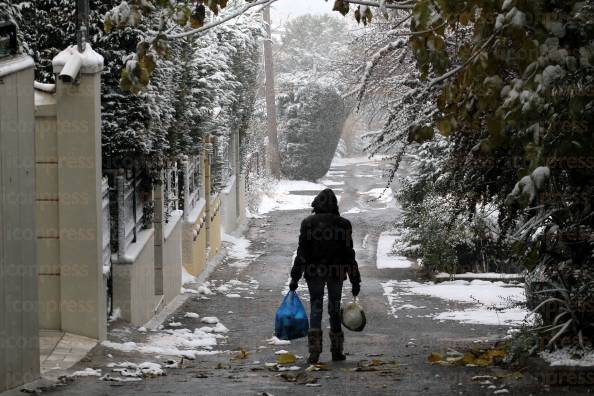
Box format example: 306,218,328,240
106,362,166,378
222,233,256,260
540,347,594,367
71,368,102,377
182,267,197,285
102,324,225,359
435,272,524,281
376,231,412,269
319,179,345,187
434,308,531,326
275,180,328,192
343,207,364,214
259,191,316,214
381,279,531,326
266,336,291,345
364,188,396,205
398,279,525,306
331,156,379,166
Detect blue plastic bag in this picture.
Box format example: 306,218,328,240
275,291,309,340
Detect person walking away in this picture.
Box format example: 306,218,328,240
289,188,361,363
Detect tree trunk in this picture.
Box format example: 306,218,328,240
262,6,281,179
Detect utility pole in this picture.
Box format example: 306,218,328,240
262,5,281,179
76,0,89,52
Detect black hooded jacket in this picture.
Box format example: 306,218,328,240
290,189,361,284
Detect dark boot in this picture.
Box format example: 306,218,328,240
308,329,323,364
330,331,346,361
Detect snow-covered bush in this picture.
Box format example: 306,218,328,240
274,14,349,180
395,136,517,276
277,81,346,180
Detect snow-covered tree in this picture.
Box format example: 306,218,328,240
276,14,348,79
1,1,25,53
18,0,263,175
336,0,594,346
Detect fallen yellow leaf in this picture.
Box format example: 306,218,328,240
462,352,477,365
232,347,249,360
276,353,297,365
427,352,444,364
370,359,385,367
473,358,491,367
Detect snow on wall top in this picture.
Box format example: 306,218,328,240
0,54,34,78
52,44,104,75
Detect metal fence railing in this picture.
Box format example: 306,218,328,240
182,155,201,216
164,163,180,222
116,168,150,258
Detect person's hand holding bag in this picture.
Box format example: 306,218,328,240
351,283,360,297
289,279,299,291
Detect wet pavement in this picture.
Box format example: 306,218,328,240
13,156,592,395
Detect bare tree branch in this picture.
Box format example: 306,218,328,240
428,34,495,87
344,0,415,10
163,0,279,39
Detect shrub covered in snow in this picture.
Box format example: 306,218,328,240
395,137,517,276
274,14,349,180
277,81,347,180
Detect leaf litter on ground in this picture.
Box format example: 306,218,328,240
278,372,318,385
428,347,507,367
353,359,401,374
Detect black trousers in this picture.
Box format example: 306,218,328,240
306,277,343,333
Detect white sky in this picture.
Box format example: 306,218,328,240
270,0,334,23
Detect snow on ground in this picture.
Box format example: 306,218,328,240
343,207,364,215
258,181,317,214
433,307,531,326
435,272,524,281
106,362,165,378
258,179,342,214
184,277,259,299
222,232,258,268
275,180,327,192
102,324,226,359
376,231,412,269
266,336,291,346
182,267,197,285
330,156,387,167
399,279,525,305
540,347,594,367
381,279,531,326
364,188,396,205
318,179,345,187
71,368,102,377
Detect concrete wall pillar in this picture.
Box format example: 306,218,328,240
0,54,40,392
52,45,106,340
